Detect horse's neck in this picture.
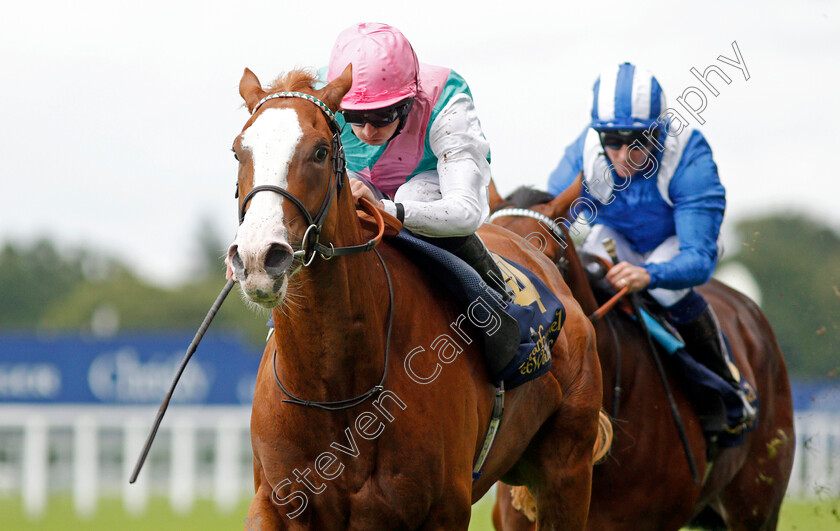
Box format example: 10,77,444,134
271,204,388,398
561,241,599,316
562,241,623,375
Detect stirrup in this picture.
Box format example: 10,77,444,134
725,389,757,434
498,282,517,304
737,389,757,423
484,268,516,304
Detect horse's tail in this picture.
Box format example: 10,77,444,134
510,410,614,523
593,409,613,464
510,486,538,523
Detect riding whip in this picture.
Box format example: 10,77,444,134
602,239,700,484
129,278,236,484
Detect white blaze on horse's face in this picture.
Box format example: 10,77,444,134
229,107,302,307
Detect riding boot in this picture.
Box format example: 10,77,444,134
433,233,521,382
674,306,757,427
447,233,516,303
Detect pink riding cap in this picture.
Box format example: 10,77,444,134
327,22,419,110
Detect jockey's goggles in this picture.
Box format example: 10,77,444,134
599,129,652,150
342,99,413,128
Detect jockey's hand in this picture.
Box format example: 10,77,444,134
606,261,651,293
349,178,378,207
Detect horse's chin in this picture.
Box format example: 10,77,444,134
240,274,288,309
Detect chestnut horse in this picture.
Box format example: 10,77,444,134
488,181,795,530
227,67,608,529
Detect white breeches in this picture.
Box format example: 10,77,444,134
579,224,689,307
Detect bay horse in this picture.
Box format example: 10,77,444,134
227,66,609,529
488,180,795,530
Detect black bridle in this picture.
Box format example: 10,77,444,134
129,91,391,483
237,91,377,266
239,91,392,411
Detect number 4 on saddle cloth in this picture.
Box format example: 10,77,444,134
390,230,565,391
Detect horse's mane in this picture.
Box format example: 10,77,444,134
268,69,319,94
506,186,554,208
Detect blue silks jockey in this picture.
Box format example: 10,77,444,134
547,62,755,428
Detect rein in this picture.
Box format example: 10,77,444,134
130,278,236,483
244,91,390,410
272,246,393,410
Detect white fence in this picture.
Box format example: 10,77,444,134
0,405,253,518
787,411,840,498
0,406,837,518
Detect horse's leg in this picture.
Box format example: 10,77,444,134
527,386,601,530
417,480,472,531
717,389,794,529
533,418,596,529
525,312,603,530
710,294,795,531
715,444,788,531
246,461,285,530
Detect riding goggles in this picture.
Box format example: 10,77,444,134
599,129,652,150
342,99,413,128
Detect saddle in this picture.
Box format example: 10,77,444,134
360,207,565,390
390,229,565,390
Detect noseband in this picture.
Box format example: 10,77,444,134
237,91,378,266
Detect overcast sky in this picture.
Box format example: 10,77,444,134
1,1,838,286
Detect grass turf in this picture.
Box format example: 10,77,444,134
1,494,838,530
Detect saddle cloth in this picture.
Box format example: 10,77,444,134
391,229,565,390
631,304,759,447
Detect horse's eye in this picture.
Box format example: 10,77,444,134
232,152,240,162
314,146,329,162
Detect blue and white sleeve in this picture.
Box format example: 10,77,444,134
643,132,726,290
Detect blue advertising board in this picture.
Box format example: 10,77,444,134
0,333,261,405
3,334,836,412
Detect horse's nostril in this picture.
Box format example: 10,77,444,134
232,251,245,271
265,245,290,268
228,246,247,280
264,244,293,278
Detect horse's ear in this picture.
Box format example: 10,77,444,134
319,63,353,112
240,68,267,113
546,172,583,220
488,179,505,211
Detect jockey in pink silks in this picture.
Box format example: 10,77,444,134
324,22,514,302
